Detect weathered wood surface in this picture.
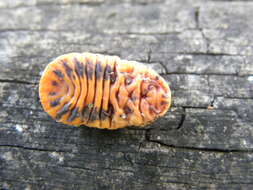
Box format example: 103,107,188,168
0,0,253,189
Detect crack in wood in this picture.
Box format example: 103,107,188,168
0,1,104,10
147,48,152,63
0,144,68,153
177,107,186,129
60,165,96,172
145,139,253,154
194,6,200,29
0,79,37,85
158,61,169,74
161,72,253,77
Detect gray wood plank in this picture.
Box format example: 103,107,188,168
0,0,253,189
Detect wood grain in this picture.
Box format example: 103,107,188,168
0,0,252,189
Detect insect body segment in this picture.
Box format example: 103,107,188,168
39,52,171,129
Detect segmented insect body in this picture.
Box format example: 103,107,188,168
39,52,171,129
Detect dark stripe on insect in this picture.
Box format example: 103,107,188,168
74,58,84,77
110,63,117,84
148,84,155,90
86,61,94,80
149,106,161,114
104,65,111,80
52,81,58,86
67,107,79,122
89,108,100,122
95,61,103,79
125,76,133,85
110,71,116,84
100,109,110,120
82,104,93,121
131,96,137,102
161,101,169,106
108,104,114,116
123,106,132,115
56,103,71,120
50,98,61,107
53,70,64,79
49,92,56,96
62,62,73,77
108,104,114,127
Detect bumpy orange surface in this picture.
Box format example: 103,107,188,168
39,53,171,129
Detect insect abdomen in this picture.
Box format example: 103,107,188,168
39,52,171,129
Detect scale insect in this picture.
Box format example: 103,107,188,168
39,52,171,129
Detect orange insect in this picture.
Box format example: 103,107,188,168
39,52,171,129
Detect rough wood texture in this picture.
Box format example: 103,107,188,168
0,0,252,189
